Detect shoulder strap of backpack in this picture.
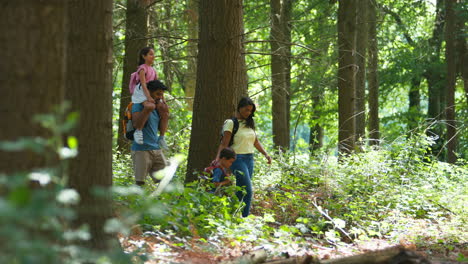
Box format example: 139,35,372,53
231,117,239,135
228,117,239,146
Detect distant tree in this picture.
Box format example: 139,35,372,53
337,0,357,154
270,0,293,151
445,0,457,163
154,2,175,90
184,0,199,110
367,0,380,145
66,0,116,250
355,0,368,145
185,0,247,182
425,0,446,123
0,1,66,173
117,0,150,153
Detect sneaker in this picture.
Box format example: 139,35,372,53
134,129,144,145
158,136,168,150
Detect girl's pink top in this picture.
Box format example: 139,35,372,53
137,64,158,82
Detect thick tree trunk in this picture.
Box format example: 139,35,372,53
445,0,457,163
117,0,149,153
270,0,293,151
355,0,368,145
338,0,357,155
185,0,247,182
0,0,66,173
184,0,199,110
367,0,379,146
66,0,115,250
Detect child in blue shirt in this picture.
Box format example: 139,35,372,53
209,148,236,191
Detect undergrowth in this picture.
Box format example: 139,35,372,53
113,131,467,260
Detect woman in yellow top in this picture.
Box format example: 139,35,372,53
215,97,272,217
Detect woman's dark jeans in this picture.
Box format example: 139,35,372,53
230,154,254,217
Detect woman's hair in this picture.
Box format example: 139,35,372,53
237,97,256,129
138,47,154,65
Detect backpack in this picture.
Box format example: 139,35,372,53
122,102,135,140
202,164,222,180
221,117,239,146
128,71,140,94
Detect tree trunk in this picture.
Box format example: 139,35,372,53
155,2,174,91
426,0,446,121
445,0,457,163
367,0,379,146
66,0,115,250
424,0,446,160
408,76,422,130
455,0,468,106
0,0,66,173
355,0,368,145
270,0,293,151
309,96,324,154
117,0,149,153
184,0,199,110
185,0,247,182
338,0,357,155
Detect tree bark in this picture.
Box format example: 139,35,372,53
367,0,379,146
270,0,293,151
66,0,115,250
184,0,199,110
338,0,357,155
0,0,66,173
445,0,457,163
355,0,368,145
185,0,247,182
117,0,149,153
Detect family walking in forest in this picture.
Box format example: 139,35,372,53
128,47,272,216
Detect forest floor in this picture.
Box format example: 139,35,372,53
119,231,467,263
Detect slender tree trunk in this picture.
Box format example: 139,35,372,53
309,96,324,154
355,0,368,145
445,0,457,163
367,0,379,146
66,0,115,250
185,0,247,182
455,1,468,105
338,0,357,155
424,0,446,159
184,0,199,110
270,0,293,151
155,2,174,91
408,76,422,129
426,0,446,121
0,0,66,173
117,0,149,153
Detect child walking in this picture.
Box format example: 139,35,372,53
129,47,168,149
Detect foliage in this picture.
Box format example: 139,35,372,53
0,106,136,263
113,161,245,239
